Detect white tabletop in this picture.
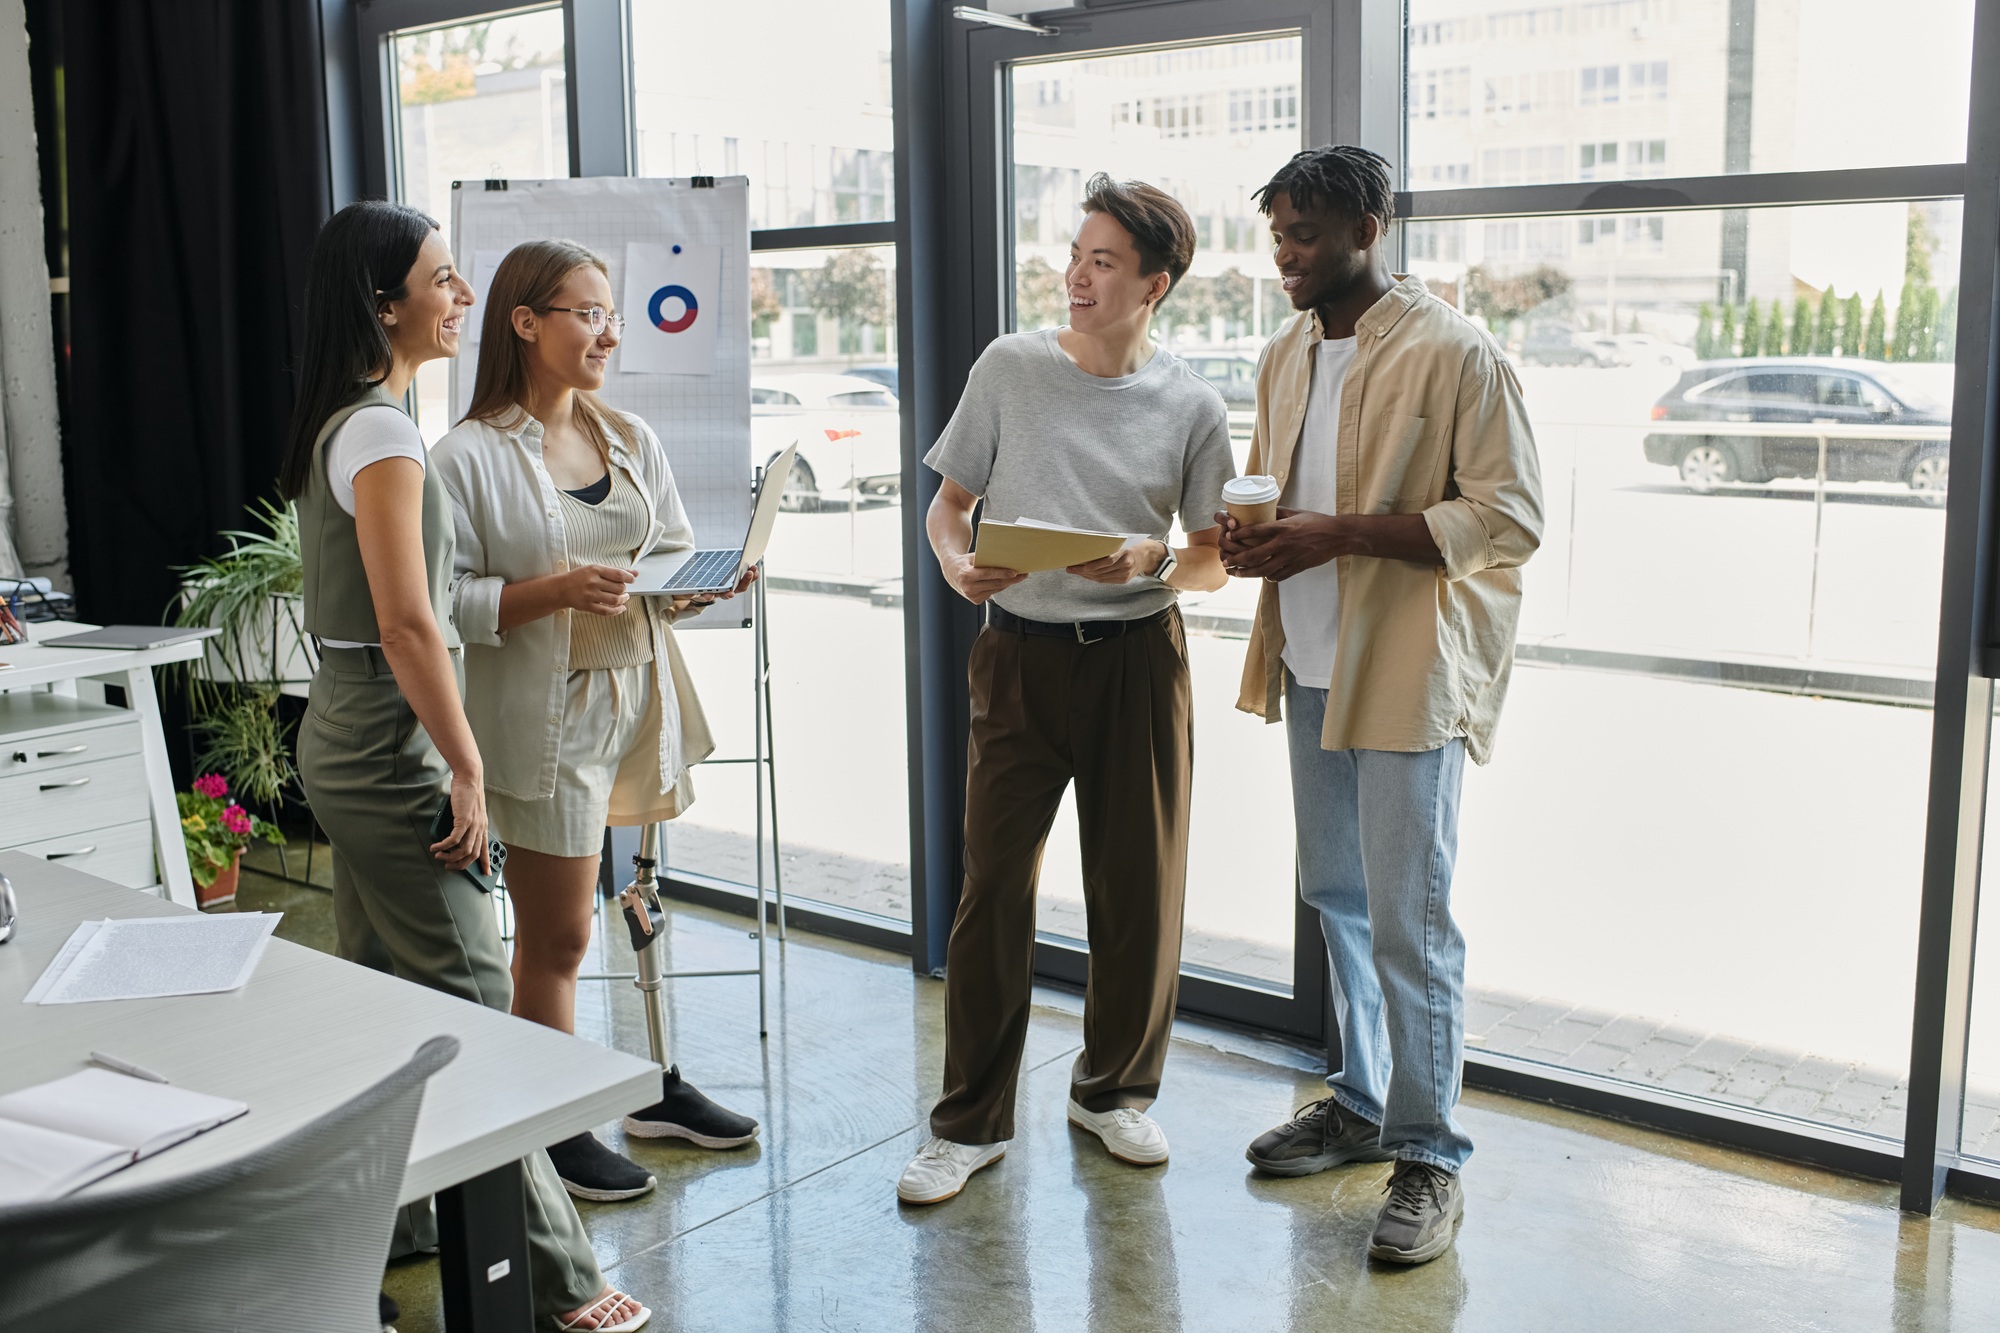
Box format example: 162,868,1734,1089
0,853,661,1203
0,621,208,690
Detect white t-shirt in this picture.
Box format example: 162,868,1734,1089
320,405,429,647
1278,335,1357,689
326,405,427,517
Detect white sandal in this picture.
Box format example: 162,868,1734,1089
554,1290,651,1332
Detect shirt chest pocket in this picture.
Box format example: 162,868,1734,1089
1371,413,1447,513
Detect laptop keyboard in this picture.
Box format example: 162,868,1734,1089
658,549,742,592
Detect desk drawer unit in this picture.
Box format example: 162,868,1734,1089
13,819,155,887
0,753,152,846
0,718,142,779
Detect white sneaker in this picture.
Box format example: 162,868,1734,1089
1067,1098,1169,1166
896,1135,1008,1205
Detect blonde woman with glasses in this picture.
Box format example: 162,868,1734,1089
434,240,759,1204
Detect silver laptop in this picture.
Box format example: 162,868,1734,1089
631,443,798,596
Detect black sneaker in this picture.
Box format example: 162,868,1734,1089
546,1131,657,1202
621,1066,760,1148
1368,1160,1464,1264
1245,1096,1393,1176
379,1292,399,1332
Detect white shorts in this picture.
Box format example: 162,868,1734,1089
487,663,692,858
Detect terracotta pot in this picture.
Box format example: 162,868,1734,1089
198,849,244,909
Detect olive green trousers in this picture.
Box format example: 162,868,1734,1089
298,645,603,1323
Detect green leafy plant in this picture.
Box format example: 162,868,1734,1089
178,773,285,889
193,693,297,808
171,499,305,806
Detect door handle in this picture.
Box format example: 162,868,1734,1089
45,847,96,859
36,745,89,758
39,777,90,791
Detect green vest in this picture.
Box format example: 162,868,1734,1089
297,385,459,648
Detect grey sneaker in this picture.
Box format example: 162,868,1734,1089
1368,1161,1464,1264
1245,1097,1392,1176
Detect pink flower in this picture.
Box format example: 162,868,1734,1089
222,804,252,835
192,774,229,800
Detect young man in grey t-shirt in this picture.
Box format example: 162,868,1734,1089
898,174,1236,1206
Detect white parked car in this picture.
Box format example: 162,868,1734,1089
750,373,901,511
1613,333,1699,368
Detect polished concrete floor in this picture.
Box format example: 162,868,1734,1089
230,862,2000,1332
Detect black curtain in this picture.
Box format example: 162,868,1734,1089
61,0,332,625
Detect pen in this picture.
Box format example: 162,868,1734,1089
90,1051,169,1083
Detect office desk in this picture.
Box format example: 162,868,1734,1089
0,852,661,1331
0,622,207,906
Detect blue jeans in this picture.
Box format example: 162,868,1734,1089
1285,670,1473,1171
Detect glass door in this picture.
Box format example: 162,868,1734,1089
962,0,1337,1035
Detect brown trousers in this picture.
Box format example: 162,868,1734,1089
931,608,1193,1145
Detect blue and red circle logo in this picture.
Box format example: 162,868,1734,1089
648,284,698,333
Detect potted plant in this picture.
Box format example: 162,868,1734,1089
171,499,310,812
178,773,285,907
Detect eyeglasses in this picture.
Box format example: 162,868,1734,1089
543,306,626,337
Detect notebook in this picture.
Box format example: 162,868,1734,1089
0,1068,248,1203
973,517,1140,574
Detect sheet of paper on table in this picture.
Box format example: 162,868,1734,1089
24,913,281,1005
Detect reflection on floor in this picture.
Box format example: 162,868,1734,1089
227,852,2000,1332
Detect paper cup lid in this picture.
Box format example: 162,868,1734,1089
1224,475,1280,503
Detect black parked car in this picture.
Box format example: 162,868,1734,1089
1643,358,1950,500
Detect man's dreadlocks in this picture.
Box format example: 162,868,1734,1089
1253,145,1395,226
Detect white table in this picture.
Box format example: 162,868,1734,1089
0,622,206,906
0,853,661,1330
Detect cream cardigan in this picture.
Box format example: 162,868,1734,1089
432,409,715,805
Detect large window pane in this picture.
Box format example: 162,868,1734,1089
1406,1,1975,190
1404,200,1960,1137
629,1,894,228
663,246,910,923
1008,36,1304,989
391,7,570,439
1961,719,2000,1169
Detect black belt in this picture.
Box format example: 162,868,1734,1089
985,603,1172,644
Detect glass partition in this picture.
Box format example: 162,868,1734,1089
1406,199,1963,1136
1406,0,1976,190
1007,34,1305,989
629,0,894,228
660,245,911,924
1960,739,2000,1172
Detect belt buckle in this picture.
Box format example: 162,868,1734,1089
1074,621,1088,645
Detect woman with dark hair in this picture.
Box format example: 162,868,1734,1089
434,239,758,1203
285,202,649,1333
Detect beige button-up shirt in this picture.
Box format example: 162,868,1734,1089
432,410,715,805
1236,276,1543,764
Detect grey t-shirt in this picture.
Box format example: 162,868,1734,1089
923,328,1235,623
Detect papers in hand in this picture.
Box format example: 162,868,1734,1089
974,517,1143,574
0,1069,248,1202
23,913,281,1006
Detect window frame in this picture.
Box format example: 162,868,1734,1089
336,0,2000,1215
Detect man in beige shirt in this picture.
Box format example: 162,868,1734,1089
1218,145,1542,1266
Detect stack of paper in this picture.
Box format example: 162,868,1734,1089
974,517,1142,573
24,913,281,1006
0,1069,248,1202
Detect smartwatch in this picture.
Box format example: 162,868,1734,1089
1151,543,1179,583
